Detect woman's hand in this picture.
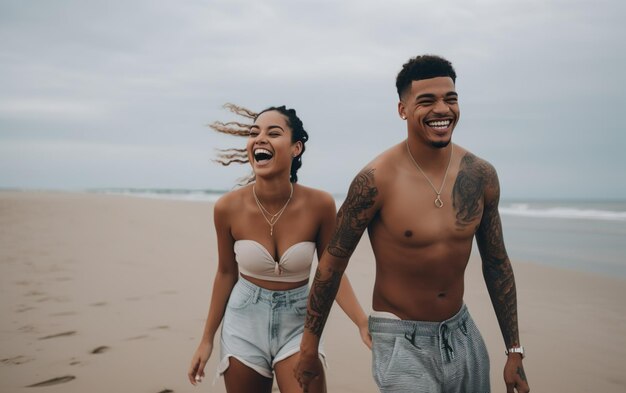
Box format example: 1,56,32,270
359,319,372,349
187,341,213,385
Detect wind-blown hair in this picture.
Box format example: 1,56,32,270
210,103,309,184
395,54,457,99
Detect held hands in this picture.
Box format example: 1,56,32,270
187,341,213,386
503,355,529,393
294,352,323,393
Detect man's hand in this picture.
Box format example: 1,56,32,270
294,352,323,392
504,355,529,393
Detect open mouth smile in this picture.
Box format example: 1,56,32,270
253,148,274,164
425,119,452,130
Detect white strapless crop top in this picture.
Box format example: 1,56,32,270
233,240,316,282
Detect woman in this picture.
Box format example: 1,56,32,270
188,104,370,392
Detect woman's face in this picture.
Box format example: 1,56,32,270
247,110,302,179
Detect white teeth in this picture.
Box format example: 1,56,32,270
253,148,273,164
427,120,451,128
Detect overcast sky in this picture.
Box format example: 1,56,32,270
1,0,624,199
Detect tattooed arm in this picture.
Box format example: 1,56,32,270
315,191,370,349
475,160,529,393
295,167,381,391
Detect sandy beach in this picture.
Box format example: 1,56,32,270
1,191,625,393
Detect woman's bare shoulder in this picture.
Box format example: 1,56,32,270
214,185,250,214
295,184,336,210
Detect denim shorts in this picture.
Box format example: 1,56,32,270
369,305,490,393
218,276,326,378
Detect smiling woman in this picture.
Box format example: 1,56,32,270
188,103,371,393
210,103,309,185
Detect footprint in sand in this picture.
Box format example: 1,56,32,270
18,325,36,333
50,311,77,317
39,331,76,340
91,346,109,354
26,376,76,387
25,290,46,298
1,355,34,365
126,335,150,341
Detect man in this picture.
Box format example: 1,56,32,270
295,55,530,392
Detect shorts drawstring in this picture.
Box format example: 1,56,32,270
460,319,468,336
440,324,455,362
405,328,416,345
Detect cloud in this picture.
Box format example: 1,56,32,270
0,0,624,198
0,98,107,120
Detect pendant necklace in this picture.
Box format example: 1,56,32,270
405,140,453,208
252,183,293,236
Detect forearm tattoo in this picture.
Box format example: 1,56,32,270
471,155,520,348
305,168,377,337
305,268,343,337
328,168,378,258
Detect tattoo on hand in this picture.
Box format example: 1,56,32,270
328,168,378,258
517,366,527,382
305,268,342,337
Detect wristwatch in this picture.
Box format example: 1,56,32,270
505,346,525,358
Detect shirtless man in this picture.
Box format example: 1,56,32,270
295,55,530,392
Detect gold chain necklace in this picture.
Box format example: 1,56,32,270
252,183,293,236
405,140,454,208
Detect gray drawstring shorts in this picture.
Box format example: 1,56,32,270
369,304,490,393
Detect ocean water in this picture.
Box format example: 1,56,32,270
92,188,226,202
95,189,626,278
499,200,626,278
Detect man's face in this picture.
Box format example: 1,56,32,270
399,76,459,148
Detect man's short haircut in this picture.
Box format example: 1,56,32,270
395,55,457,99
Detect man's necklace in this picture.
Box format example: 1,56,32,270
405,140,454,208
252,183,293,236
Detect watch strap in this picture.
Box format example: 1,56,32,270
505,346,525,358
